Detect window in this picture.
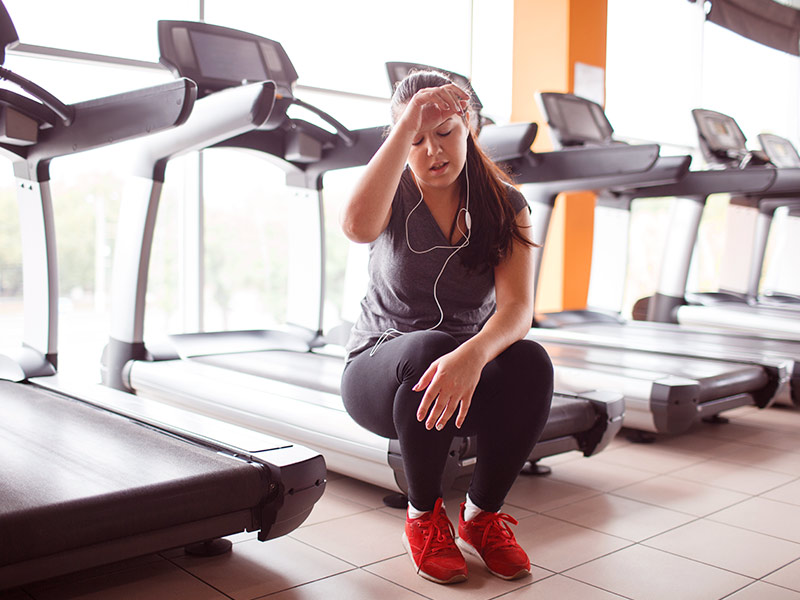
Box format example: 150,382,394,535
203,0,472,98
3,0,198,62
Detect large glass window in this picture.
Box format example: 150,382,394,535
702,22,800,149
201,150,293,332
203,0,472,98
3,0,198,62
0,166,22,352
0,53,176,377
606,0,704,148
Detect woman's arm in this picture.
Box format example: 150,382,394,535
413,208,536,429
339,85,469,243
338,120,415,243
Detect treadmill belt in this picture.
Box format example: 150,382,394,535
0,380,266,567
193,349,346,395
533,339,768,402
191,349,602,439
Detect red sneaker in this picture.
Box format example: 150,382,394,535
456,503,531,580
402,498,468,584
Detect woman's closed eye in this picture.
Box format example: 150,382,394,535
437,129,452,137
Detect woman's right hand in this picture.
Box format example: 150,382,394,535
397,84,470,137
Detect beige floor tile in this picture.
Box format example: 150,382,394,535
26,559,228,600
710,497,800,543
299,487,373,527
537,449,586,469
735,405,800,432
749,431,800,454
289,509,406,567
502,574,628,599
324,473,396,509
170,536,352,599
765,558,800,592
695,420,773,446
564,544,752,600
669,459,795,495
544,493,694,541
265,568,425,599
644,519,800,578
724,581,800,599
763,479,800,506
705,421,800,453
364,553,550,600
546,455,656,492
590,442,706,474
654,429,744,454
713,444,800,476
513,513,631,572
501,472,600,514
612,473,750,516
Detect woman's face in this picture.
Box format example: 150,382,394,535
403,107,469,195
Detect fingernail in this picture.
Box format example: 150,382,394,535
436,423,443,430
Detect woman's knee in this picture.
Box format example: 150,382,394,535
391,330,460,383
503,340,554,383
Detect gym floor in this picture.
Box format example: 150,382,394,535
4,404,800,600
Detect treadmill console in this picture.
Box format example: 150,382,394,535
0,0,18,64
692,108,769,168
385,61,486,132
158,20,298,99
758,133,800,168
536,92,614,148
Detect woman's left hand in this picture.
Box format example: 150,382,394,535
412,347,483,430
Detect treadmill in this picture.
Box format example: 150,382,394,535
0,4,323,588
750,133,800,308
508,95,799,410
383,67,784,433
640,108,800,340
104,20,625,498
672,118,800,314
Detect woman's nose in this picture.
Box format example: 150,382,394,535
425,139,442,156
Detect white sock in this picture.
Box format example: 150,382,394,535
463,493,495,522
407,501,432,519
463,494,482,522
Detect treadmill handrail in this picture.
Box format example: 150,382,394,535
116,81,277,181
2,78,197,182
214,123,386,190
622,166,778,201
511,143,661,186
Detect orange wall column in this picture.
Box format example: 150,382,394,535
511,0,608,313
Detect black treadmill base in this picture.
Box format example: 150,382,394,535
624,429,657,444
520,461,552,476
184,538,233,556
702,414,730,425
383,493,409,509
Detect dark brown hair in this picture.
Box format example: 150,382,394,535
391,69,535,271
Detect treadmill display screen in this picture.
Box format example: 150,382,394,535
703,115,745,152
190,30,268,83
760,135,800,168
558,99,603,142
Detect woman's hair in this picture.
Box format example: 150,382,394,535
390,69,536,271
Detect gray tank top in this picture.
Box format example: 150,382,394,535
345,168,528,361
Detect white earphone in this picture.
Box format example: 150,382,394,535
370,154,471,356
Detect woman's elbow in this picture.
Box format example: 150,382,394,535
339,215,376,244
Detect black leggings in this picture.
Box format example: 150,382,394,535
341,331,553,512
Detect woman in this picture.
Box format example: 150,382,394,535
339,70,553,584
